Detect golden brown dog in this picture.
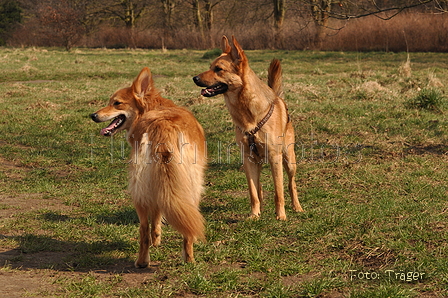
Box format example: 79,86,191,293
91,67,206,266
193,36,303,220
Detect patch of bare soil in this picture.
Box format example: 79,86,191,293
0,250,163,296
0,270,52,298
1,154,80,296
0,263,163,298
1,156,30,180
0,194,73,219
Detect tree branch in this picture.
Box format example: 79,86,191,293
328,0,436,21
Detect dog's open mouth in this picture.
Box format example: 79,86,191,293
101,114,126,136
201,83,228,97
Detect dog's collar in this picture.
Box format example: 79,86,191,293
240,101,276,136
237,101,276,156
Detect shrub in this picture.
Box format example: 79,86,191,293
202,48,221,59
406,88,445,113
0,0,22,46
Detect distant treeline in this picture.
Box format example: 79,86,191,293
2,0,448,51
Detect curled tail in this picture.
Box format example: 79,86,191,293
268,58,283,98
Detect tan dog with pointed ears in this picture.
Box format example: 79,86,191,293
91,67,206,267
193,35,304,220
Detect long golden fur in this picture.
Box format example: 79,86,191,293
193,35,303,220
91,67,206,267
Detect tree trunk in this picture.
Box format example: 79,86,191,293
310,0,331,49
160,0,175,48
161,0,175,29
273,0,285,49
122,0,136,29
203,0,213,31
192,0,205,44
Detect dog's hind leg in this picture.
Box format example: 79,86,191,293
282,154,304,212
182,236,195,262
150,208,162,247
283,123,304,212
134,204,151,268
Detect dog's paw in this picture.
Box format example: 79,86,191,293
151,238,161,247
135,260,149,268
247,213,260,220
293,206,304,213
276,214,287,221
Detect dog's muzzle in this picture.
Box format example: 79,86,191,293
90,113,101,123
193,76,207,87
193,76,228,97
90,113,127,136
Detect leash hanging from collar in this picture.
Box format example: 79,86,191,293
239,101,276,156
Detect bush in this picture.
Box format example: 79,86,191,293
0,0,22,46
7,9,448,51
406,88,445,113
202,48,221,59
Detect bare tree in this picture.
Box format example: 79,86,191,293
67,0,152,30
203,0,216,31
296,0,438,49
273,0,285,48
37,0,85,50
160,0,177,30
185,0,222,47
309,0,332,48
12,0,448,49
330,0,435,20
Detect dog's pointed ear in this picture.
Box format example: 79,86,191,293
221,35,231,54
231,36,247,66
132,67,154,112
132,67,153,99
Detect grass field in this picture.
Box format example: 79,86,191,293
0,47,447,297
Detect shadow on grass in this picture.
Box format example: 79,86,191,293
0,233,151,273
0,208,157,274
404,143,448,155
95,208,139,225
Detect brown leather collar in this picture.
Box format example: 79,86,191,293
239,101,276,136
248,102,275,136
238,101,276,156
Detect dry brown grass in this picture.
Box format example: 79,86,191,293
324,13,448,52
9,12,448,52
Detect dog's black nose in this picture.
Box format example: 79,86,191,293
90,113,100,122
193,76,207,87
193,76,200,85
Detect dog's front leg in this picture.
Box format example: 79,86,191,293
134,204,151,268
242,158,263,219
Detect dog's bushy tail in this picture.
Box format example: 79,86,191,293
130,122,206,242
268,58,283,98
156,156,206,242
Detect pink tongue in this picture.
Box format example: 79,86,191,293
201,88,212,96
100,128,111,136
100,118,120,136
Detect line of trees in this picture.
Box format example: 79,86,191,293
1,0,447,50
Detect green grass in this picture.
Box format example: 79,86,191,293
0,47,447,297
406,88,445,113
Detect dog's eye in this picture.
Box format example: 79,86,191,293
113,101,121,106
214,67,223,72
